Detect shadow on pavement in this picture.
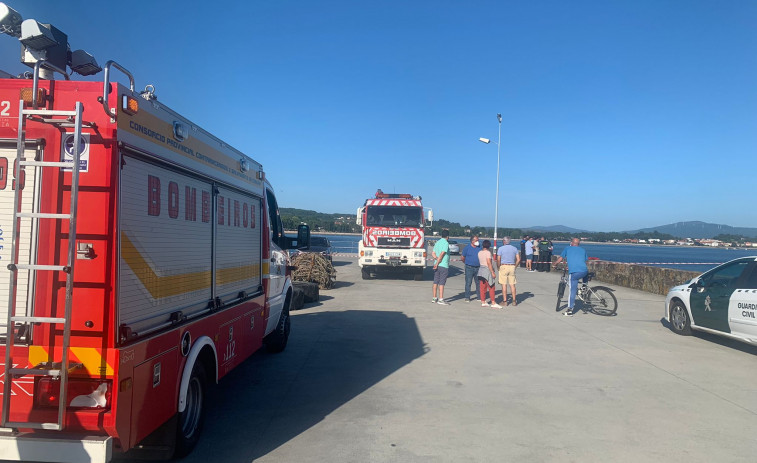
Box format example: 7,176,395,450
179,310,427,462
331,280,354,289
331,260,353,267
659,318,757,355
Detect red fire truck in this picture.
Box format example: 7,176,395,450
356,190,433,280
0,4,308,461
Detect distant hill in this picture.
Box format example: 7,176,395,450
525,225,589,234
629,221,757,239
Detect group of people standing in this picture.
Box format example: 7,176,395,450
459,234,521,308
522,236,553,272
432,232,588,316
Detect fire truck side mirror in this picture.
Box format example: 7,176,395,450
296,224,310,249
356,207,363,226
427,209,433,224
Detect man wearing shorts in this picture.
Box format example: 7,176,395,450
432,229,451,305
524,237,534,271
496,236,521,306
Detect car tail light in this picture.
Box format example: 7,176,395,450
35,378,112,409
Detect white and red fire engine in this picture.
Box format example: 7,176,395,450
356,190,433,280
0,4,308,461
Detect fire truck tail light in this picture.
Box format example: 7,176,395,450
34,378,112,409
122,95,138,115
20,87,46,107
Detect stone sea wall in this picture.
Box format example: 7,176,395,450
551,257,699,296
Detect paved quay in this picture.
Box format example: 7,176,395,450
177,257,756,463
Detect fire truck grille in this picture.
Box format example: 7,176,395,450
377,237,411,247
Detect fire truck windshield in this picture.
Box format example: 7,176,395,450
365,206,423,227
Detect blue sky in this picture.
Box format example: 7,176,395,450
3,1,756,232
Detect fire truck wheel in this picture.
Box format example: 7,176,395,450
175,361,207,457
361,268,371,280
265,302,291,353
413,268,423,281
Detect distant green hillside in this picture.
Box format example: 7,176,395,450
280,209,754,243
280,208,359,233
630,221,757,239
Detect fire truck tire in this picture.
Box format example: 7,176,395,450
265,300,291,353
413,268,423,281
175,361,207,457
361,268,371,280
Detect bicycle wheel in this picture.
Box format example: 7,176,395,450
555,281,566,311
586,286,617,316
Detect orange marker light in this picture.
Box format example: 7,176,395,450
122,95,138,115
20,87,46,107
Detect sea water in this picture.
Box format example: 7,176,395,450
315,234,756,273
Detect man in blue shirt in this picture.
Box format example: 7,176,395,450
496,237,521,306
553,238,589,316
460,235,481,302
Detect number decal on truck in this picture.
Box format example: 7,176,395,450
0,101,10,116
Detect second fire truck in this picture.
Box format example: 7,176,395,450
357,190,433,280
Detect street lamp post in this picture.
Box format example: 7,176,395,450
479,113,503,251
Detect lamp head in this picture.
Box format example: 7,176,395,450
19,19,59,49
497,113,502,123
478,138,491,144
0,2,22,37
70,49,101,76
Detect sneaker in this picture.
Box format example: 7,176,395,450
563,310,574,317
464,298,470,303
481,302,489,307
437,299,451,305
431,297,438,303
490,303,503,309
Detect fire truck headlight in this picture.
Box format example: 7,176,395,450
413,251,424,258
365,251,373,257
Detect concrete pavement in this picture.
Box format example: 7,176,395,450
178,257,757,463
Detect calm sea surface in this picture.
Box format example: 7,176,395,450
316,234,756,273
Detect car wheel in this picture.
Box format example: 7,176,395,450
669,300,692,336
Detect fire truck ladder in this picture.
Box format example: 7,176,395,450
2,101,85,431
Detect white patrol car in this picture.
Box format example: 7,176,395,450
665,256,757,345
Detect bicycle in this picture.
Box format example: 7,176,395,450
555,266,617,316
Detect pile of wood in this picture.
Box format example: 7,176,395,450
291,252,336,290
